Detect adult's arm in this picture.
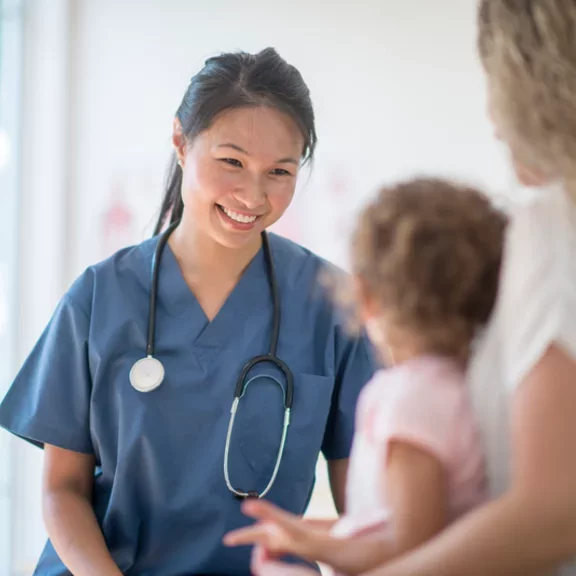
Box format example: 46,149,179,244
43,445,122,576
362,344,576,576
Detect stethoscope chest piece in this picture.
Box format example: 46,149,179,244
129,356,165,392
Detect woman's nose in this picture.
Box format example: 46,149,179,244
234,177,267,209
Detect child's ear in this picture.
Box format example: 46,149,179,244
353,276,380,324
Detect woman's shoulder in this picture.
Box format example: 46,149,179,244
64,237,157,318
499,185,576,303
502,184,576,293
506,183,576,246
361,360,465,408
267,232,340,269
495,183,576,386
267,232,347,292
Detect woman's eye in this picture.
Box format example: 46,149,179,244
221,158,243,168
271,168,291,176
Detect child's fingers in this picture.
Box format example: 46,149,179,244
223,525,271,547
256,559,317,576
251,545,277,574
223,523,287,550
242,499,300,527
301,517,336,531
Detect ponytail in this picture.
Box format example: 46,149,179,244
153,154,184,236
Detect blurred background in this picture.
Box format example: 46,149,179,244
0,0,518,573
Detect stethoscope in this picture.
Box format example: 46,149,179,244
129,221,294,499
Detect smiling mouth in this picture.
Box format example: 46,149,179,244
216,204,261,224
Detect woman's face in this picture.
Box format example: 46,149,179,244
174,106,304,250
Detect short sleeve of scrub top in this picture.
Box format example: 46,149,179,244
0,279,93,454
321,325,376,460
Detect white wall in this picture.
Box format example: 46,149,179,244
6,0,515,573
68,0,514,279
0,1,24,574
8,1,73,573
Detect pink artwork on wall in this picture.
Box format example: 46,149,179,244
330,169,348,201
326,166,355,267
329,167,355,219
101,183,136,258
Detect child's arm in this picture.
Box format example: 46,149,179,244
223,439,447,575
223,500,333,562
384,439,447,552
318,439,447,574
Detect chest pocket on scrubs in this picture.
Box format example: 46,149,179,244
235,372,334,483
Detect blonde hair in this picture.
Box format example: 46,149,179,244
478,0,576,193
349,178,507,360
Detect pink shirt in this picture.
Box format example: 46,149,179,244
332,356,487,538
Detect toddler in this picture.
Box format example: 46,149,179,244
224,178,507,575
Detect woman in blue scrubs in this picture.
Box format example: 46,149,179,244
0,47,375,575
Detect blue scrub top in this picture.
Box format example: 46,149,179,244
0,233,376,575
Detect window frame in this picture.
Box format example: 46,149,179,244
0,0,24,572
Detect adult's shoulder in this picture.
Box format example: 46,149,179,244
267,233,347,294
497,184,576,387
505,183,575,246
64,237,157,318
500,185,576,303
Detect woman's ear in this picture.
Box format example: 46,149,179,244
172,118,186,167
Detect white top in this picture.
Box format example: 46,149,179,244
468,184,576,575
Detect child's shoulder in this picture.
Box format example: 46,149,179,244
358,357,467,426
364,356,465,399
357,357,473,464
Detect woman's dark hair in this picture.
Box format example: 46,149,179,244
153,47,317,235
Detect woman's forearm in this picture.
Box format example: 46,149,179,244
363,493,575,576
43,490,122,576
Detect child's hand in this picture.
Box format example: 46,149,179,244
251,545,319,576
223,499,326,561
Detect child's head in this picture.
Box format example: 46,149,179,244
351,178,507,364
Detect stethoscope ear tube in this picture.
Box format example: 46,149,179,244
224,396,291,500
146,220,179,357
234,355,294,410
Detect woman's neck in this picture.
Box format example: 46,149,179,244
564,177,576,204
168,221,262,283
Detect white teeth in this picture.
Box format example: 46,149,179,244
220,206,257,224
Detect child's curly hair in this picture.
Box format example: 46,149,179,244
351,178,508,360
